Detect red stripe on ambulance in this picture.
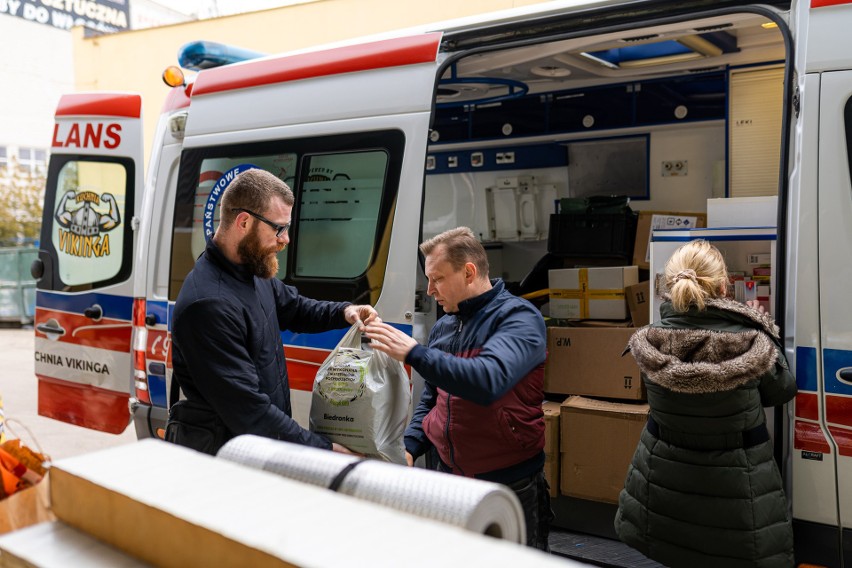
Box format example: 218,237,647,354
812,0,852,8
828,426,852,457
796,391,820,421
34,308,131,352
37,375,129,434
795,420,832,454
284,345,330,391
192,33,442,96
826,394,852,427
55,93,142,118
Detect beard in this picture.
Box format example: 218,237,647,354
237,225,284,279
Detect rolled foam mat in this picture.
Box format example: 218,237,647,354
217,435,526,544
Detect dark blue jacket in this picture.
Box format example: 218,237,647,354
404,279,546,482
170,240,350,452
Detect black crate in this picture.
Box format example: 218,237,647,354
547,212,638,258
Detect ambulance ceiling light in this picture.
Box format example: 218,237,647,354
579,31,738,70
531,66,571,78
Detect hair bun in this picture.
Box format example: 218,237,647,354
674,269,698,283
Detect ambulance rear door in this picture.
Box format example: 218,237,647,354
32,93,144,434
171,33,442,425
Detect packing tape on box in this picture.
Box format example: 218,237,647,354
218,435,526,544
550,268,625,318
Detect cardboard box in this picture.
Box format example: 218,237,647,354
560,396,649,503
549,266,639,320
47,441,564,567
543,400,562,498
633,211,707,270
544,453,559,498
707,196,777,228
545,327,644,400
626,281,651,327
543,400,562,455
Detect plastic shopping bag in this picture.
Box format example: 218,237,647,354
309,325,411,464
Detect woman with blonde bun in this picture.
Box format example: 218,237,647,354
615,239,796,568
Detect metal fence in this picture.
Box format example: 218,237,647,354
0,247,37,325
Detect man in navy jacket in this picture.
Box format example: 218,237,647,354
365,226,552,550
166,169,377,456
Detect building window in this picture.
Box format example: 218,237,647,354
0,147,7,171
18,148,48,176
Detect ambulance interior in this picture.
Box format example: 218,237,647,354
414,10,790,534
420,11,786,321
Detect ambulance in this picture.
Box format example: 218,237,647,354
29,0,852,564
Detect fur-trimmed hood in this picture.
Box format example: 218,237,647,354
628,298,780,394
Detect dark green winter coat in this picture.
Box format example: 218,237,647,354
614,298,797,568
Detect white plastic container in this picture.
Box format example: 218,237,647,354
706,196,778,228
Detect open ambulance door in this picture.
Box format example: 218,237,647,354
170,33,442,426
31,93,144,434
815,69,852,566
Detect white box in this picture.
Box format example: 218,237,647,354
707,196,778,228
549,266,639,320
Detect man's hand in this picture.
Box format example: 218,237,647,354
344,304,380,330
332,442,363,456
405,451,414,467
364,321,418,362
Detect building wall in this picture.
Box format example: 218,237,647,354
71,0,555,165
0,15,74,171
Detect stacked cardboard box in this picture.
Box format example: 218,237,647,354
549,266,639,321
544,320,650,504
544,326,643,400
542,401,563,498
560,396,649,504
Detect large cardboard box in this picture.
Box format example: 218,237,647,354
633,211,706,270
560,396,649,503
544,454,559,499
46,441,566,568
543,401,562,455
549,266,639,320
626,281,651,327
542,400,562,498
545,327,644,400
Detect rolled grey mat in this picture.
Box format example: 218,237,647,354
217,435,526,544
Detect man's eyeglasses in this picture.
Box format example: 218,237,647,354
231,208,290,238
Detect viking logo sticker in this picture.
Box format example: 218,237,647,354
54,190,121,258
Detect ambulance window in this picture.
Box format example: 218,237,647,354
169,154,297,298
170,129,404,303
48,159,131,289
294,151,388,278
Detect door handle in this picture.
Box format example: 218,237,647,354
838,368,852,385
84,305,103,320
36,323,65,336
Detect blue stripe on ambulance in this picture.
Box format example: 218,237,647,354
797,346,818,392
36,290,133,320
280,322,414,349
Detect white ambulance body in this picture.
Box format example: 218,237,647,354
30,0,852,563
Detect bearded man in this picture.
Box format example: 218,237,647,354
165,169,377,455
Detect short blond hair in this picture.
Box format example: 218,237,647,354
420,227,489,279
665,239,729,312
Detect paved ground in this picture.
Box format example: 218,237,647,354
1,327,138,461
